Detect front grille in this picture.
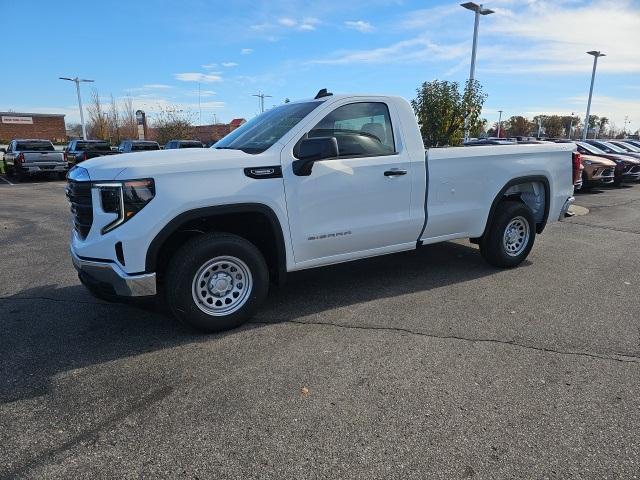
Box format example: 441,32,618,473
66,180,93,239
601,168,614,177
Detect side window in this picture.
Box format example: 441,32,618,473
308,102,395,157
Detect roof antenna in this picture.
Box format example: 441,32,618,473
314,88,333,99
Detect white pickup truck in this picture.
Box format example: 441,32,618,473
67,92,577,332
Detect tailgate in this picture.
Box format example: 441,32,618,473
22,151,65,164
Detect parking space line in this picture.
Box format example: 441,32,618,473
0,175,14,185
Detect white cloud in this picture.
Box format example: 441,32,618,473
191,90,217,97
201,63,217,69
142,84,172,89
311,35,467,65
174,72,223,83
483,0,640,74
278,17,297,27
241,48,253,55
345,20,374,33
276,16,319,31
222,62,238,67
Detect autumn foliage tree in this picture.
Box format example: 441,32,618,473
411,79,487,147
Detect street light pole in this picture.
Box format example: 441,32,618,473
461,3,494,142
568,112,576,139
59,76,94,140
582,51,605,141
496,109,503,138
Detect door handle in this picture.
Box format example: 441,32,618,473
384,169,407,177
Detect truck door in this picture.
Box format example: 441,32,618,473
282,100,415,266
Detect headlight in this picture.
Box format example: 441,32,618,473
583,160,593,165
96,178,155,234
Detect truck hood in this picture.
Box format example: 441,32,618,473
78,148,271,181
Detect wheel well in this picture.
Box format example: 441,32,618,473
149,207,286,286
478,176,550,239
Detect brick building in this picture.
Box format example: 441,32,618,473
0,112,66,143
193,118,247,144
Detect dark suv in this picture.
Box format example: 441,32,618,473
117,140,160,153
65,140,118,165
164,140,204,149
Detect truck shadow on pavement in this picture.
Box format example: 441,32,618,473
0,241,513,403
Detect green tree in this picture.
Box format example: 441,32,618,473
411,79,487,147
505,116,534,137
543,115,565,138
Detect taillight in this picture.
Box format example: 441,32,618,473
16,153,24,166
82,151,88,162
63,151,68,162
572,152,581,184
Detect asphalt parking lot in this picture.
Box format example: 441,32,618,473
1,176,639,479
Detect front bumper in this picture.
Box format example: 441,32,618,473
559,196,575,220
71,247,156,297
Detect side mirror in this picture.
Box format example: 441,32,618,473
293,137,339,176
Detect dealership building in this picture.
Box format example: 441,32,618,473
0,112,67,143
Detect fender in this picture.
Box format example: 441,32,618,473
481,175,551,238
145,203,287,284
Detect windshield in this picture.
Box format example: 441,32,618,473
16,141,54,151
577,142,606,155
76,141,111,151
616,142,640,152
214,101,321,154
132,143,160,151
600,142,627,153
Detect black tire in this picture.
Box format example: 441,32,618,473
479,200,536,268
165,233,269,332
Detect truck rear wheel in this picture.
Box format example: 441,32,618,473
165,233,269,332
479,200,536,268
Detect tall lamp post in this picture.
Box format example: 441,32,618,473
59,76,94,140
568,112,576,139
461,2,494,141
496,109,503,138
582,51,605,141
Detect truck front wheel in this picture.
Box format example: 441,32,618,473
479,200,536,268
165,233,269,332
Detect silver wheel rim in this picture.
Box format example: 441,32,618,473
191,256,253,316
503,216,530,257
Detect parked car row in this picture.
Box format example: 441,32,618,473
465,137,640,192
1,138,205,180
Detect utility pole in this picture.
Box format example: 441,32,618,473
496,110,503,138
252,92,272,113
59,76,94,140
461,2,494,142
582,51,606,141
198,82,202,126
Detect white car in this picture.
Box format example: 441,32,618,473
67,91,577,332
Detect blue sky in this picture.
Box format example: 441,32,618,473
1,0,639,131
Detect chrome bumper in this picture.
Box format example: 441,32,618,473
70,247,156,297
559,196,575,220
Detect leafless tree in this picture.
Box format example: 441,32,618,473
86,89,109,140
120,96,137,140
152,107,195,146
108,94,121,144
